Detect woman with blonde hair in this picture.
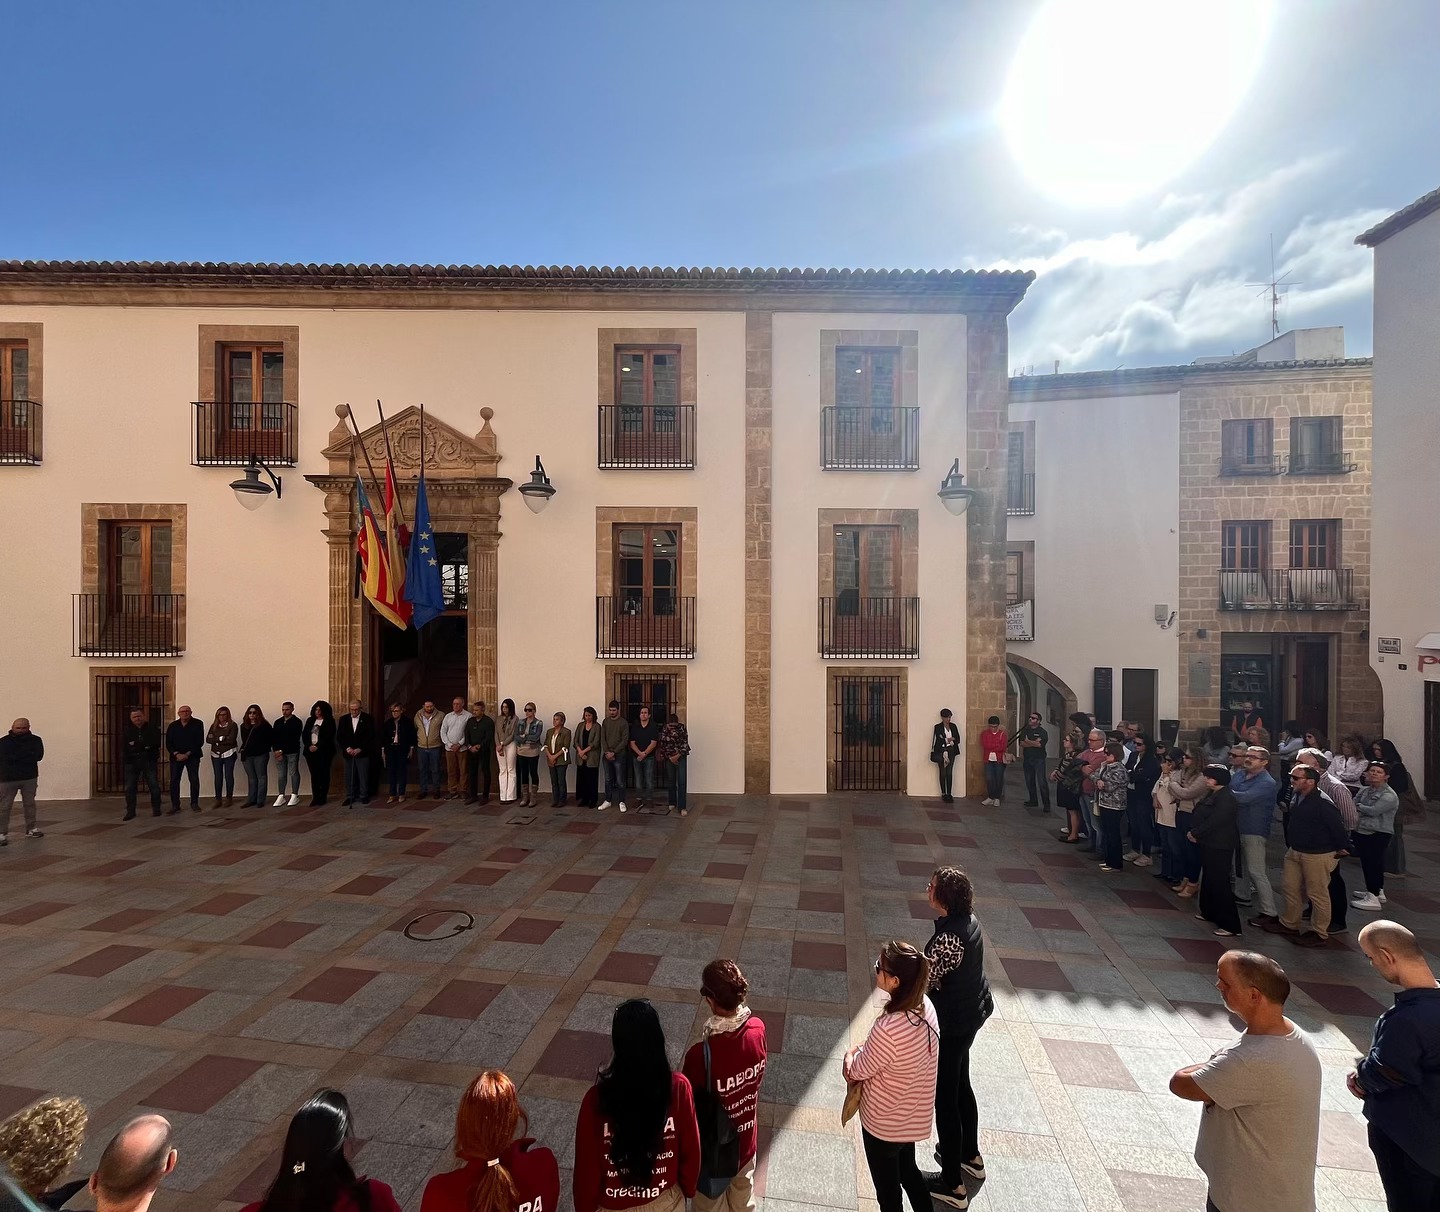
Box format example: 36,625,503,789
1332,735,1369,793
0,1096,89,1209
421,1071,559,1212
843,941,940,1212
207,705,239,807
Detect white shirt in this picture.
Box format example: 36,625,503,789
440,709,470,747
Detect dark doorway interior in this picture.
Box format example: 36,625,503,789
1121,668,1158,739
1425,680,1440,801
376,615,468,716
1294,639,1330,737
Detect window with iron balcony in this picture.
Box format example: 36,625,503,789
0,339,41,465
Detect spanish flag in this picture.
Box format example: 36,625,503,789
355,477,409,629
382,460,411,623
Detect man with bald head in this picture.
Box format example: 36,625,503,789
1350,921,1440,1210
0,718,45,847
89,1115,177,1212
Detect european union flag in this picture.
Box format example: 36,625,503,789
403,473,445,629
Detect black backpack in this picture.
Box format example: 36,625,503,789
694,1038,742,1197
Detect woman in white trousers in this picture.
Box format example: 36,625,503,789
496,697,518,803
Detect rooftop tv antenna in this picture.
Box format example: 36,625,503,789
1245,235,1301,339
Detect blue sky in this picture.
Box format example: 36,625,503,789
5,0,1438,369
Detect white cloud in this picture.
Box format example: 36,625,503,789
988,159,1385,372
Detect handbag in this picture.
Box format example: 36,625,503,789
840,1079,863,1126
695,1038,741,1197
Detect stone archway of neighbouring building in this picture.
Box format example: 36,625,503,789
306,405,513,711
1005,653,1080,743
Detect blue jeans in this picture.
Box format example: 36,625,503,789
211,753,236,798
984,760,1005,800
276,751,300,794
632,755,655,799
603,754,626,803
242,754,268,806
1157,823,1185,882
124,758,161,815
1100,810,1124,868
1175,810,1203,881
668,755,687,810
169,755,201,809
416,747,442,794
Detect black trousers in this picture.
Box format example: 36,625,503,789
1023,761,1050,807
935,1020,985,1188
1369,1122,1440,1212
124,758,161,815
1198,845,1242,933
169,755,201,808
937,757,954,799
305,750,332,804
1329,864,1348,931
467,750,492,801
576,765,598,807
1353,831,1390,895
861,1129,931,1212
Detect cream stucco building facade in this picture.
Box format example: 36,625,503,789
0,261,1031,801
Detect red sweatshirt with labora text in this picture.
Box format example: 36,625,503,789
682,1015,768,1167
573,1072,701,1212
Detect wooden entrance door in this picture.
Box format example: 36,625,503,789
614,347,681,464
1293,639,1330,736
219,345,287,462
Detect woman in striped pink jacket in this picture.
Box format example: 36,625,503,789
843,940,941,1212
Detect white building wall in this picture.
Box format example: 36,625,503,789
1367,209,1440,794
770,312,969,796
1007,389,1181,744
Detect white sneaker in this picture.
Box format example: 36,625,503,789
287,793,300,806
1379,889,1387,903
619,801,628,813
273,794,286,807
1133,855,1153,867
1123,850,1139,861
1351,892,1384,911
598,801,611,811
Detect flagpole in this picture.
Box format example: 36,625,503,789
375,398,409,528
343,403,388,504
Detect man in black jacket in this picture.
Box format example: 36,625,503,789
0,718,45,845
164,706,204,814
1272,764,1351,947
335,699,374,807
270,702,304,807
121,708,163,821
464,701,496,805
1189,765,1243,936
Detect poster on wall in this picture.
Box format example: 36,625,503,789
1006,599,1033,641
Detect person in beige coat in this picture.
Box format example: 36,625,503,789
544,713,573,808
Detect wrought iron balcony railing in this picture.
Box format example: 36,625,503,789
818,596,920,658
597,405,696,469
1007,472,1036,515
1288,451,1357,475
73,594,186,656
595,595,697,658
820,406,920,470
1218,453,1285,476
0,400,42,465
1217,568,1356,611
192,400,298,466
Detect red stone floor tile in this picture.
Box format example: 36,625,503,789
564,820,599,834
1038,852,1084,868
65,822,124,836
1107,1169,1207,1211
57,944,151,978
854,814,884,827
77,858,148,878
534,1029,613,1081
1113,889,1180,912
290,966,379,1005
383,826,428,840
422,978,505,1019
405,841,450,858
937,834,979,848
5,855,68,872
1042,1038,1139,1091
551,873,600,893
804,854,843,872
888,830,927,846
455,866,508,886
792,941,848,972
719,835,756,848
1165,937,1228,964
994,867,1046,885
487,847,533,864
107,985,210,1026
401,800,444,812
1023,907,1083,931
763,1010,786,1053
704,863,747,880
798,891,843,913
244,920,321,948
335,875,395,896
137,825,189,841
682,902,733,926
281,853,338,872
0,902,72,926
894,859,935,877
610,856,655,874
1002,958,1075,992
807,827,841,840
497,917,562,945
0,1085,48,1119
779,800,809,812
85,907,164,933
191,892,258,916
705,805,735,816
1297,980,1386,1017
143,1054,265,1114
595,952,662,984
200,848,260,866
280,820,327,834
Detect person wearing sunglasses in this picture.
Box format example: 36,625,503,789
1019,712,1050,812
1268,763,1350,947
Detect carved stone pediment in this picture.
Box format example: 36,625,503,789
321,404,501,480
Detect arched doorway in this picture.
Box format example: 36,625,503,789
1005,654,1080,763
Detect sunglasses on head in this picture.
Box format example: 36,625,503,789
873,959,888,976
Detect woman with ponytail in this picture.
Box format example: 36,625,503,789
241,1089,400,1212
574,999,700,1212
421,1071,558,1212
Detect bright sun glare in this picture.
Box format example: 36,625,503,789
1001,0,1273,207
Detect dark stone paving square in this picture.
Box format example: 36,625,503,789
1042,1038,1139,1090
563,820,599,834
552,873,600,893
937,834,979,848
895,860,933,876
1038,852,1084,868
854,814,884,827
107,985,210,1026
384,827,427,840
281,820,326,834
405,841,449,857
143,1054,265,1114
192,893,258,916
888,830,927,846
282,854,339,872
534,1029,612,1080
79,859,147,877
487,847,533,864
1002,958,1074,992
200,849,260,866
57,944,151,978
290,966,379,1005
66,822,123,836
1298,980,1386,1016
764,1010,786,1053
422,979,504,1019
455,866,508,886
86,907,164,933
610,856,654,874
1114,889,1180,911
336,875,395,896
682,902,733,926
792,941,847,972
1022,906,1083,931
595,952,662,983
0,902,71,926
798,891,843,913
497,917,562,944
1166,937,1228,964
704,862,747,880
804,855,842,871
807,827,841,840
244,921,321,948
995,867,1046,885
137,825,188,840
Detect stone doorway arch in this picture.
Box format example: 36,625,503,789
1005,653,1080,746
306,405,513,710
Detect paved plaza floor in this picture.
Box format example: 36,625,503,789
1,787,1434,1212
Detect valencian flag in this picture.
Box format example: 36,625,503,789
404,473,445,628
382,462,412,624
355,477,409,629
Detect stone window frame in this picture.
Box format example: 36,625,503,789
89,664,175,795
81,504,189,649
597,329,697,407
604,663,689,724
197,324,300,456
824,665,908,792
817,508,919,599
1005,540,1035,606
819,329,918,412
0,321,43,458
595,507,698,600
